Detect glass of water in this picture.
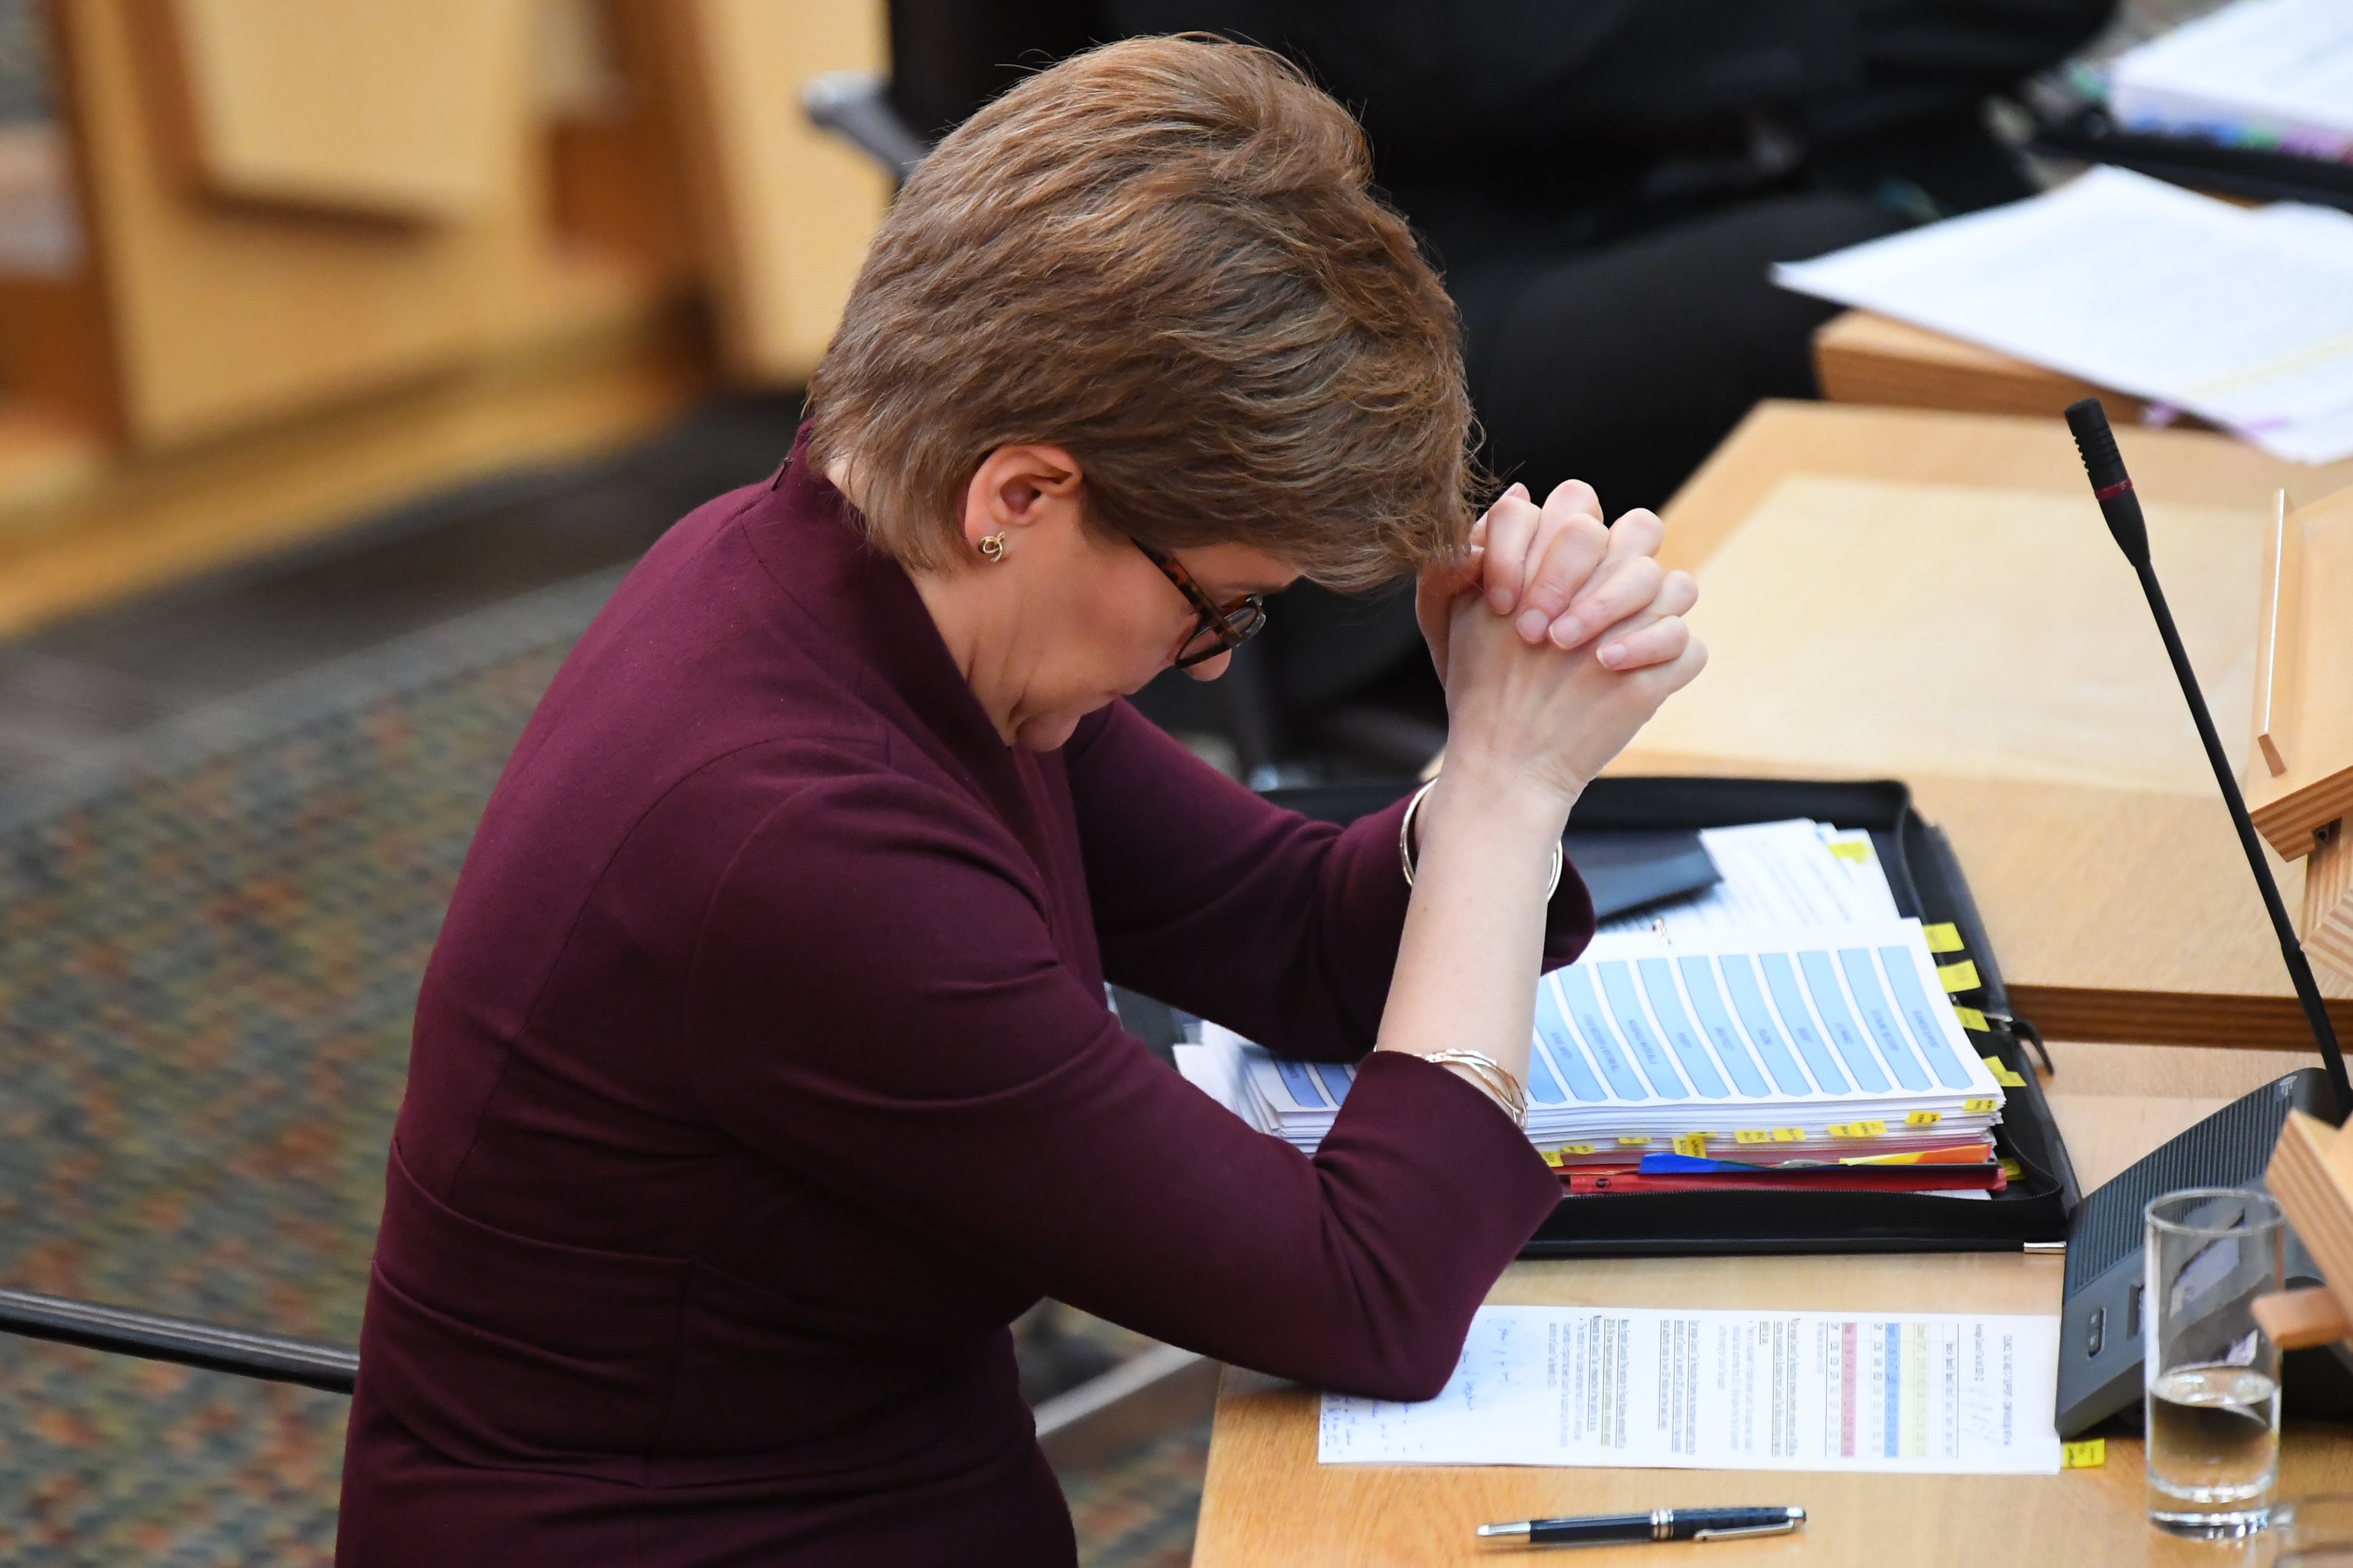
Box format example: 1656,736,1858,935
2145,1188,2286,1538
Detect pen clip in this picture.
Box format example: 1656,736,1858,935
1692,1520,1799,1542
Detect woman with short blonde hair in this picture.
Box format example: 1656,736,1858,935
337,37,1699,1567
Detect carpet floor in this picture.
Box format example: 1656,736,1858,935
0,571,1204,1565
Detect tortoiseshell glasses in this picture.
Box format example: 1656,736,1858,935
1134,540,1269,669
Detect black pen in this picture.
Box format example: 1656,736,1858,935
1476,1506,1805,1547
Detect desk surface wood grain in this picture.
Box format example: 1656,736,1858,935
1193,1043,2352,1567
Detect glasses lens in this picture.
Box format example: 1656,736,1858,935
1174,600,1266,668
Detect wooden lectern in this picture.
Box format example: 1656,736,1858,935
2248,485,2353,983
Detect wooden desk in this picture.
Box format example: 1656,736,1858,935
1811,311,2353,505
1622,401,2353,1048
1193,1043,2352,1567
1814,310,2153,428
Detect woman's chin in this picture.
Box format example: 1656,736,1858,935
1012,709,1088,752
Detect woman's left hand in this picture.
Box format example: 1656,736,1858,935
1417,480,1695,685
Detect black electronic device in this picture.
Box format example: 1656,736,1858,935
2053,400,2353,1436
1558,830,1721,922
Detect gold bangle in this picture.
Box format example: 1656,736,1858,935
1421,1049,1529,1129
1398,781,1564,901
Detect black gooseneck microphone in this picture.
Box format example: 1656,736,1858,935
2064,398,2350,1121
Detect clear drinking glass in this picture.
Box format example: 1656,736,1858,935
2145,1188,2287,1539
2265,1496,2353,1566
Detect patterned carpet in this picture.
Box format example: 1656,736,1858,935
0,572,1208,1565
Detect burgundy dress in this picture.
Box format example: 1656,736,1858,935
334,431,1592,1566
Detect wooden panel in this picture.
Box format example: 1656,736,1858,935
545,0,700,289
1623,402,2353,1048
0,270,116,435
49,0,650,447
157,0,530,219
658,0,892,386
0,302,707,636
1195,1047,2345,1568
2247,485,2353,856
1813,309,2155,426
2311,831,2353,985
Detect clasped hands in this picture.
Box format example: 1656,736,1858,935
1416,480,1706,814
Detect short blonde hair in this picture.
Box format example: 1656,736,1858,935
806,36,1476,591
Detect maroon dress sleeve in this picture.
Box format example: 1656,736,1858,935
1067,701,1596,1060
681,770,1565,1403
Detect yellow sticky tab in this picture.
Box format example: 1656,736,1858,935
1952,1005,1990,1031
1827,839,1871,863
1673,1133,1709,1157
1923,922,1965,953
1965,1097,1997,1114
1772,1128,1806,1142
1905,1110,1941,1126
2000,1158,2023,1180
1618,1135,1650,1147
1981,1055,2027,1088
1542,1147,1565,1168
1733,1130,1771,1145
1937,960,1982,993
1828,1120,1887,1139
2062,1438,2106,1470
1561,1144,1594,1156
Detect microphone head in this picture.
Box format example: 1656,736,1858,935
2065,397,2149,567
2065,398,2127,491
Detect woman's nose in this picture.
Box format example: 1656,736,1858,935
1181,650,1233,682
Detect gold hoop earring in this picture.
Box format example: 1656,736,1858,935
977,534,1008,564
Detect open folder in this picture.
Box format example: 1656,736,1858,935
1186,781,2080,1256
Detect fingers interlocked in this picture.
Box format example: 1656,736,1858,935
1472,479,1696,671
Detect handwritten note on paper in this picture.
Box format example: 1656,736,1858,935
1318,1305,2061,1475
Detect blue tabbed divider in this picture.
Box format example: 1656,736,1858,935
1636,958,1729,1098
1673,956,1771,1098
1837,949,1929,1091
1757,953,1850,1094
1596,961,1691,1101
1533,977,1605,1102
1557,967,1652,1102
1798,950,1891,1094
1714,954,1814,1096
1274,1057,1329,1109
1878,946,1977,1089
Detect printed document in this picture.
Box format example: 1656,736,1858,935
1319,1304,2062,1475
1774,167,2353,464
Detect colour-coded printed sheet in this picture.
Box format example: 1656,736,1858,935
1318,1304,2061,1475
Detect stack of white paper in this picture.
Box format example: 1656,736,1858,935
1182,920,2004,1166
2106,0,2353,163
1597,818,1896,938
1772,166,2353,464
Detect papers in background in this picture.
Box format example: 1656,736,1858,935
2106,0,2353,162
1598,818,1896,937
1773,167,2353,464
1317,1304,2062,1475
1180,920,2005,1165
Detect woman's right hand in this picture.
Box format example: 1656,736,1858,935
1436,538,1706,821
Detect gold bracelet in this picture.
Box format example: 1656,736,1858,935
1398,780,1565,901
1421,1049,1530,1129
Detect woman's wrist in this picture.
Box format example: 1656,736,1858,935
1417,762,1579,864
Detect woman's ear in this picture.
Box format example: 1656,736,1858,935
964,445,1087,551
